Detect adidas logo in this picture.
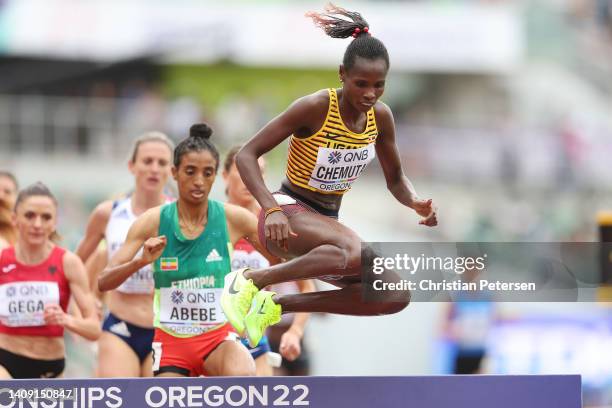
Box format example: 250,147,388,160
116,209,129,219
109,321,131,338
206,249,222,263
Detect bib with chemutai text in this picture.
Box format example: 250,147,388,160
307,144,376,193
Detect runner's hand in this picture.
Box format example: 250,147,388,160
411,198,438,227
265,210,296,252
44,304,71,327
141,235,167,264
279,329,302,361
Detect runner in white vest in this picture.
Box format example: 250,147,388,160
76,132,174,377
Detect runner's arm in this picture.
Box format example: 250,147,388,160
85,246,108,295
278,279,315,361
76,201,112,262
375,103,437,227
60,251,102,341
98,207,161,292
236,93,328,212
374,103,419,205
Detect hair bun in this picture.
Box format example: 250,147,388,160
189,123,213,140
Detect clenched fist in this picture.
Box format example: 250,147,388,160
279,329,302,362
140,235,167,264
44,304,71,327
411,198,438,227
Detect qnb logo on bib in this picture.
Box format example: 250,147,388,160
171,290,184,304
0,281,60,327
308,144,376,192
159,287,225,335
328,151,342,164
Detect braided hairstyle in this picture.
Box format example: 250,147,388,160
306,3,389,72
173,123,220,171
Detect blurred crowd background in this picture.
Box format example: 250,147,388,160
1,0,611,406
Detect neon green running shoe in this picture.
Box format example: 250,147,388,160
245,290,282,347
221,268,259,335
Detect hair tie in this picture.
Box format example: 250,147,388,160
352,27,370,38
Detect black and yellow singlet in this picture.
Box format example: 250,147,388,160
286,88,378,195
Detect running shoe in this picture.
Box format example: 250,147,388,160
245,290,282,347
221,268,259,335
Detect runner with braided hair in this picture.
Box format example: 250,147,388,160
222,3,437,347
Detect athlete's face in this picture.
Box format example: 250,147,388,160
129,141,172,194
14,195,57,246
223,158,265,208
340,57,388,113
173,150,218,205
0,176,17,210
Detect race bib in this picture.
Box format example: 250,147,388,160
231,249,270,271
308,144,375,192
0,281,60,327
117,263,154,294
159,287,225,336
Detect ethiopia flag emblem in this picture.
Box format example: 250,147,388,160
160,257,178,271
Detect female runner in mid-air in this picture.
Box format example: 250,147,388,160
222,4,438,347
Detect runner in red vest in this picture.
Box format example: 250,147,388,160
0,182,100,378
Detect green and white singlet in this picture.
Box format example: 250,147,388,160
153,200,232,338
